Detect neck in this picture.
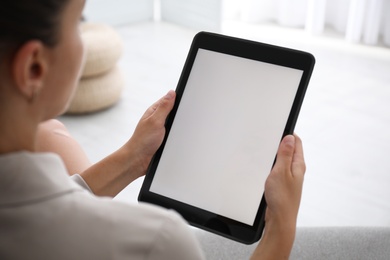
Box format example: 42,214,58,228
0,101,41,155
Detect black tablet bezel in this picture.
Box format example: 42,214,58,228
138,32,315,244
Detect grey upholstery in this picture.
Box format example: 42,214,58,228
194,227,390,259
291,227,390,260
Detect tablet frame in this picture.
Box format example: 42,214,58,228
138,32,315,244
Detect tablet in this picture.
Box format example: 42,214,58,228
138,32,315,244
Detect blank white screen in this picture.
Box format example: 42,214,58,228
150,49,303,225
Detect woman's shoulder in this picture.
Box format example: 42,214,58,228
68,192,205,260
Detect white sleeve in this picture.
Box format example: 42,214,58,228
147,211,206,260
70,174,93,193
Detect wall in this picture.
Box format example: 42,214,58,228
83,0,222,32
160,0,222,31
83,0,154,25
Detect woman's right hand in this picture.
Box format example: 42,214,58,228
264,134,306,228
251,134,306,260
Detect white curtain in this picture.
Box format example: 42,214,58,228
235,0,390,47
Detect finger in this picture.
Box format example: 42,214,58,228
142,98,164,119
142,90,176,120
273,135,295,173
292,134,306,177
151,90,176,122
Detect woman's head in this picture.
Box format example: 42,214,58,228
0,1,68,60
0,0,86,119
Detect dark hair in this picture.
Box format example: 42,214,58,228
0,0,70,60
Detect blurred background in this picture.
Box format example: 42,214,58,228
83,0,390,47
60,0,390,228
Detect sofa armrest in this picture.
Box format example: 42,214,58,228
194,226,390,259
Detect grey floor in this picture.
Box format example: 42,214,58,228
60,21,390,228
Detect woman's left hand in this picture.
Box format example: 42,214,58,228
125,90,176,178
80,90,176,197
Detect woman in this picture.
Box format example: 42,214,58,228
0,0,305,259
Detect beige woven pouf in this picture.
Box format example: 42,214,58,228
66,22,124,114
80,22,123,77
67,66,124,114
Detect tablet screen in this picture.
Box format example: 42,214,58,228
150,48,304,226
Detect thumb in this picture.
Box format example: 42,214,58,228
153,90,176,120
142,90,176,120
274,135,295,171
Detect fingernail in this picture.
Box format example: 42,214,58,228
284,135,295,146
165,90,174,99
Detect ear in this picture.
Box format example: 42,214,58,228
11,40,48,100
